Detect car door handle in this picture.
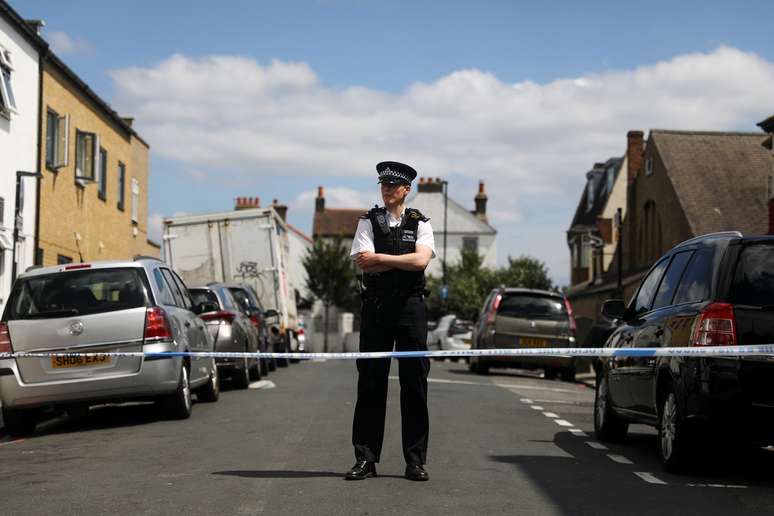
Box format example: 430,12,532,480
655,328,664,338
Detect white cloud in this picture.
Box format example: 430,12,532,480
111,47,774,285
48,31,94,55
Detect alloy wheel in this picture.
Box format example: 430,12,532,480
660,393,677,461
595,376,608,430
182,366,191,412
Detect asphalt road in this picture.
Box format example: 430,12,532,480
2,360,774,515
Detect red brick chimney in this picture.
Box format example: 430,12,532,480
627,130,644,186
315,186,325,213
235,197,260,211
474,181,488,222
417,176,444,193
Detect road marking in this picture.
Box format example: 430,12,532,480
542,412,559,418
635,472,667,485
249,380,276,390
520,398,533,404
0,438,25,447
586,441,608,450
607,454,634,464
554,419,574,427
531,406,544,410
569,429,589,437
687,483,747,489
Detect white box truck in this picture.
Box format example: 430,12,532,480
162,208,300,353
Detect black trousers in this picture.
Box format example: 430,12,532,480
352,295,430,465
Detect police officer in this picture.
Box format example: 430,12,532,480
346,161,435,482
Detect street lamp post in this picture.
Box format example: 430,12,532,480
441,180,449,306
11,171,43,282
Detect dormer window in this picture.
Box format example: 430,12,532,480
606,165,615,194
586,178,595,212
0,47,18,117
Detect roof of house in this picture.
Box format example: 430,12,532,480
312,209,365,238
408,190,497,235
651,130,773,236
287,223,313,244
568,157,623,232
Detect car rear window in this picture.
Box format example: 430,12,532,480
730,244,774,306
5,268,149,320
497,294,567,320
190,289,219,308
229,288,254,310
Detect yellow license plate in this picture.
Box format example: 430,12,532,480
51,355,112,369
520,338,548,348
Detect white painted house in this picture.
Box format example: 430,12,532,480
409,178,497,277
0,4,44,310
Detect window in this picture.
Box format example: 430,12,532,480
632,258,668,314
170,271,194,310
75,130,99,183
586,178,596,212
0,48,17,116
674,249,714,305
462,237,479,253
57,254,73,264
97,148,107,200
161,269,185,307
497,294,568,321
131,178,140,222
117,162,126,211
644,156,654,176
45,109,69,169
652,251,693,310
606,165,615,194
579,240,589,268
728,245,774,307
152,268,176,306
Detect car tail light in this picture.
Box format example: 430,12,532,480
200,311,236,324
691,303,737,346
486,294,503,325
564,297,577,333
249,314,261,329
298,328,305,336
144,307,173,340
0,322,13,353
64,264,91,271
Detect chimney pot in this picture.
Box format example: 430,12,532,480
479,181,485,194
435,177,441,183
315,186,325,213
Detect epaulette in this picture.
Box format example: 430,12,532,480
406,208,429,223
359,205,383,219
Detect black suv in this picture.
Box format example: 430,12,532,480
594,231,774,471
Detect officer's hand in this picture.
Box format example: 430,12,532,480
356,251,381,269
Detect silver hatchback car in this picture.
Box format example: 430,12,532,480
0,257,219,436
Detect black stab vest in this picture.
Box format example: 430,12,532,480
362,206,428,298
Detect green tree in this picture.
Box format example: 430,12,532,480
303,237,359,351
495,255,554,291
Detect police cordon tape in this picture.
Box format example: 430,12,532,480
2,344,774,361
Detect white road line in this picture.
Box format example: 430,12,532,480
569,429,589,437
586,441,608,450
687,483,748,489
542,412,559,418
634,472,667,485
520,398,533,404
248,380,276,390
531,406,544,411
555,419,574,427
607,454,634,464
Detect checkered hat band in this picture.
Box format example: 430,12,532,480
379,167,411,183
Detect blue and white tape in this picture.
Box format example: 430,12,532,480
2,344,774,360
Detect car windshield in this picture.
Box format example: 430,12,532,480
190,289,220,308
730,244,774,306
5,268,149,320
497,294,567,320
228,288,252,310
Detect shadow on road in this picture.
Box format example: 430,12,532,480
213,470,406,480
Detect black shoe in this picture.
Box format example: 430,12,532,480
345,460,377,480
405,463,429,481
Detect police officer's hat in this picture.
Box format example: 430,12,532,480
376,161,417,185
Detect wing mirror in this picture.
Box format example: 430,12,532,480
601,299,626,321
263,309,279,320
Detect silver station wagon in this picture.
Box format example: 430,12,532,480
0,257,219,436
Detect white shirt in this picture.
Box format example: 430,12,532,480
350,208,436,258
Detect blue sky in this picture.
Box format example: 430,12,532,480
13,0,774,285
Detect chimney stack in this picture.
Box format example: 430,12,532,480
315,186,325,213
417,176,444,193
235,196,260,211
474,181,488,222
272,198,288,222
626,130,644,187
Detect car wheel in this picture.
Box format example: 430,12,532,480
1,407,37,437
544,367,559,380
476,359,490,375
260,357,269,377
659,388,692,472
249,355,262,381
594,374,628,442
159,364,192,420
233,355,251,389
197,359,220,403
560,367,576,383
269,357,277,372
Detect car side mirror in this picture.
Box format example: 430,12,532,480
263,309,279,320
601,299,626,321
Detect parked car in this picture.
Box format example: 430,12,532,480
427,315,457,351
428,315,472,360
594,231,774,471
0,257,219,437
189,284,261,388
226,283,277,375
469,288,577,381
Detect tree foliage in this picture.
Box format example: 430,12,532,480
303,237,359,313
426,248,555,321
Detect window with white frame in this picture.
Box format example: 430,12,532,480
98,148,107,200
45,108,69,169
462,236,479,253
131,178,140,223
0,47,18,116
75,130,99,183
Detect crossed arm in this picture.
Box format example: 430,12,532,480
355,245,434,273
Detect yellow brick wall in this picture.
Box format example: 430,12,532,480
38,63,159,266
